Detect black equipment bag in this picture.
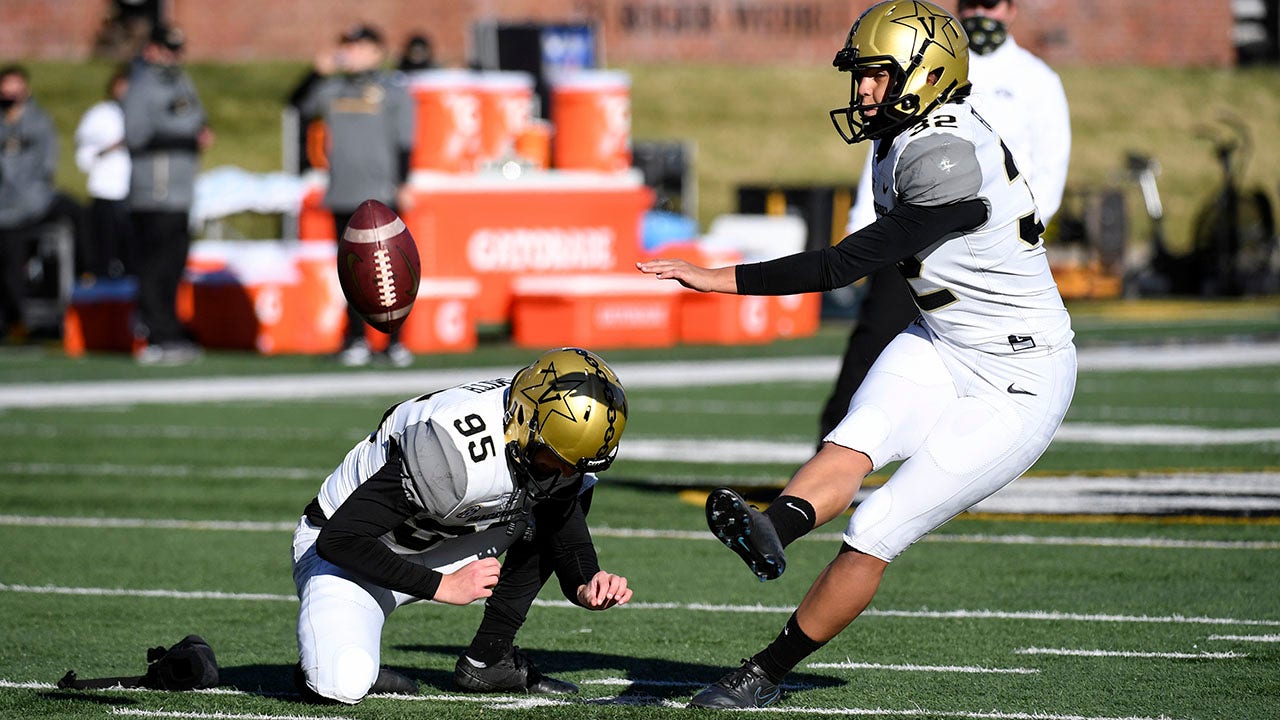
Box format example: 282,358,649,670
58,634,219,691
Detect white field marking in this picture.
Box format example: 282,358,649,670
111,710,345,720
1014,647,1246,659
1052,423,1280,445
972,472,1280,515
0,421,355,441
4,341,1280,410
806,661,1038,674
4,514,1280,552
579,677,821,690
702,708,1182,720
1208,634,1280,642
0,461,325,481
4,583,1280,629
0,514,297,532
0,681,1185,720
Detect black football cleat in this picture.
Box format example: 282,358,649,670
688,659,782,709
454,646,578,694
705,487,786,581
369,667,419,695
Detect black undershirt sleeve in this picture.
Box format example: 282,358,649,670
735,198,988,296
315,457,444,601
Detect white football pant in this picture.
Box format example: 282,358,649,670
825,321,1076,561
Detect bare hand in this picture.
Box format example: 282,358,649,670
576,570,632,610
197,126,215,151
433,557,501,605
396,184,416,213
636,259,737,293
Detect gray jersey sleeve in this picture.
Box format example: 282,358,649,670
895,133,982,207
399,418,469,516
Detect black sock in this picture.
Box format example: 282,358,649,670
762,495,816,547
751,612,827,684
465,634,513,665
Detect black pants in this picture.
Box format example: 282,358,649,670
87,197,136,278
333,210,401,346
132,210,192,345
0,227,29,332
817,265,920,441
467,490,595,651
0,195,86,332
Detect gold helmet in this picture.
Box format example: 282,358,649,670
829,0,970,144
504,348,628,500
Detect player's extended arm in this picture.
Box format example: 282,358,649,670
639,199,986,296
735,199,987,295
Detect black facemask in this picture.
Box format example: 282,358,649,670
962,16,1008,56
0,97,18,112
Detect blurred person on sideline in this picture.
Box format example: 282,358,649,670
816,0,1071,442
292,348,631,704
295,23,416,368
639,0,1075,707
397,33,437,73
124,24,212,365
0,64,86,344
76,65,135,280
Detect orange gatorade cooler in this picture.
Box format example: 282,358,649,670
476,71,535,164
409,70,482,172
550,70,632,172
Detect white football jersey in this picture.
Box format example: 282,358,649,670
869,100,1073,357
315,378,519,556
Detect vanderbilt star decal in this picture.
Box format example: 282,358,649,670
889,1,963,58
520,362,586,423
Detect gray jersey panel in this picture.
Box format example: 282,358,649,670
894,132,982,207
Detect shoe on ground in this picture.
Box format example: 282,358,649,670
705,487,786,581
688,659,782,709
369,667,418,695
454,646,578,694
338,339,372,367
135,341,203,366
385,341,413,368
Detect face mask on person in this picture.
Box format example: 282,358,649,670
962,16,1009,56
0,96,18,112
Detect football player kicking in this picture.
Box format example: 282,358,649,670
638,0,1076,709
291,348,632,704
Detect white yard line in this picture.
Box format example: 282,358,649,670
1,678,1184,720
3,582,1277,629
3,342,1279,410
112,710,346,720
3,513,1278,550
806,661,1037,674
1207,634,1280,642
1013,647,1246,659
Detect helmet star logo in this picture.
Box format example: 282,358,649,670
890,1,962,58
520,362,585,423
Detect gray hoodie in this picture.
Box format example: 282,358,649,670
0,98,57,229
123,60,206,212
296,70,413,213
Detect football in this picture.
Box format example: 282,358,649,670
337,199,420,334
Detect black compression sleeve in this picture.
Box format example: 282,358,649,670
735,199,988,296
543,499,601,603
315,459,443,601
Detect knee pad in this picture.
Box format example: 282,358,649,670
306,645,378,705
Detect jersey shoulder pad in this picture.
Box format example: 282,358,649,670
894,129,981,207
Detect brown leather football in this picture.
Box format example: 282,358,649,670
337,200,420,334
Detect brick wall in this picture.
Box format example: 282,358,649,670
1,0,1237,67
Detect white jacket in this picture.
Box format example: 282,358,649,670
75,100,131,201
